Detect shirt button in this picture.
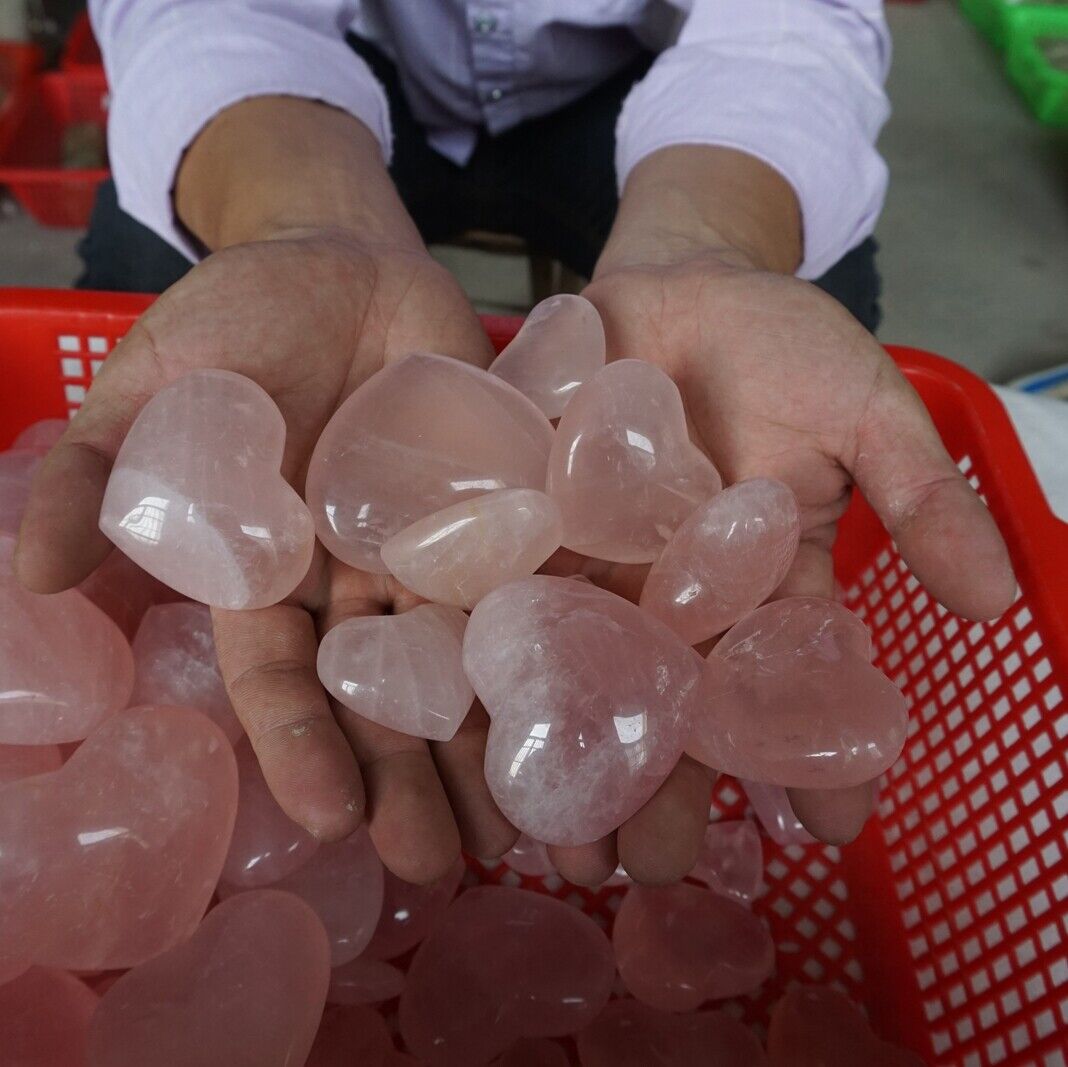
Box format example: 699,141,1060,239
472,14,497,33
488,87,503,101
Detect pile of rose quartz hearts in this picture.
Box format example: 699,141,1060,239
0,295,918,1065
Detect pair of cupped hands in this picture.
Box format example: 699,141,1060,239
14,227,1015,888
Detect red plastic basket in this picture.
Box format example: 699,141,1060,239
0,70,109,227
0,289,1065,1066
60,13,103,73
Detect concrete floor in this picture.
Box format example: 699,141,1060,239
1,0,1066,382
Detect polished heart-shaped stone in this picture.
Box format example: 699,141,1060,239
0,967,99,1067
381,488,562,610
0,534,134,745
741,780,817,846
0,706,237,972
546,360,721,563
327,957,405,1005
0,741,63,784
0,449,41,535
86,890,330,1067
689,597,907,788
99,370,315,610
399,886,614,1066
690,819,764,905
306,1004,398,1067
12,417,68,453
488,294,606,418
501,833,555,878
306,353,554,573
464,576,700,846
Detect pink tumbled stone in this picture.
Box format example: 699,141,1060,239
0,706,237,971
464,576,700,846
87,890,330,1067
576,1000,767,1067
690,819,764,905
381,489,562,610
363,856,465,961
328,957,405,1005
613,883,775,1012
501,834,555,877
742,780,817,846
0,534,134,744
546,360,721,563
318,604,473,742
488,294,606,418
0,966,98,1067
306,352,554,573
0,741,63,783
306,1004,397,1067
78,549,181,641
493,1037,569,1067
12,418,68,453
220,739,319,890
132,602,243,745
399,886,615,1065
0,450,41,535
689,598,907,789
640,478,801,644
99,370,315,610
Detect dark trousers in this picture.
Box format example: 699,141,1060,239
78,41,880,332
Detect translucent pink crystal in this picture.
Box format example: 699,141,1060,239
306,353,554,573
576,1000,767,1067
381,489,562,610
78,549,182,641
220,739,319,889
0,741,63,783
741,780,817,846
690,819,764,905
0,966,98,1067
464,576,701,846
488,295,606,418
12,418,68,453
399,886,615,1065
0,534,134,744
306,1004,396,1067
501,833,555,877
363,856,465,960
493,1037,569,1067
328,957,405,1004
689,598,907,788
318,604,473,742
86,890,330,1067
613,884,775,1011
546,360,721,563
639,478,801,644
131,602,243,744
98,370,315,610
0,706,237,971
0,449,41,535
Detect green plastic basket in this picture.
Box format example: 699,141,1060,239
1006,7,1068,123
959,0,1068,50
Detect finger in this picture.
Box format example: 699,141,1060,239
547,834,618,887
788,780,876,846
213,602,364,842
618,756,715,885
851,359,1015,621
431,701,519,860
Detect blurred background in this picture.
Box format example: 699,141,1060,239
1,0,1066,386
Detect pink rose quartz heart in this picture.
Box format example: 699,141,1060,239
690,819,764,905
546,360,722,563
576,1000,767,1067
99,369,315,610
220,739,319,890
0,450,41,535
0,742,63,783
501,833,555,877
305,1004,397,1067
12,418,68,453
639,478,801,645
363,856,465,960
399,886,615,1065
493,1037,569,1067
318,604,473,742
488,295,606,418
0,966,98,1067
328,957,405,1005
132,602,243,745
0,534,134,744
381,488,562,609
742,780,817,846
613,883,775,1012
464,576,700,846
306,352,554,573
0,706,237,971
86,890,330,1067
78,549,182,641
689,598,907,788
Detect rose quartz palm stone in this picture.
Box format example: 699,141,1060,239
132,602,243,744
689,597,908,788
0,534,134,744
640,478,801,644
306,352,554,573
493,1038,569,1067
0,706,237,972
488,294,606,418
328,957,405,1005
318,604,473,742
86,889,330,1067
464,576,701,846
690,819,764,905
381,488,562,609
742,780,817,846
399,886,615,1065
305,1004,397,1067
576,1001,767,1067
99,369,315,610
0,741,63,783
613,883,775,1011
0,966,99,1067
546,359,721,563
